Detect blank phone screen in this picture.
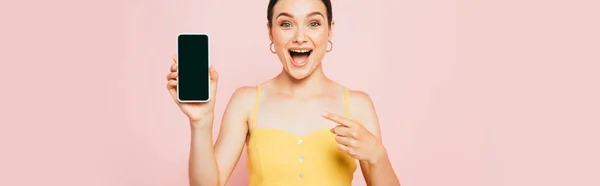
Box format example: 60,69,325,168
177,34,210,102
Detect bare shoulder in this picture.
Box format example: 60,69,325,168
225,86,259,118
348,89,375,116
346,88,381,137
328,81,375,113
347,89,375,109
230,86,258,102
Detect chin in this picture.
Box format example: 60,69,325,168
285,62,313,80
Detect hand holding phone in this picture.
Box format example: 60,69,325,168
166,33,219,123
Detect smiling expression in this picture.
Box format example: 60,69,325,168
268,0,334,80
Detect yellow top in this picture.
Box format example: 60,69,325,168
247,85,357,186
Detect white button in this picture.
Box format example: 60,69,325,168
297,139,303,144
299,156,304,162
299,173,304,178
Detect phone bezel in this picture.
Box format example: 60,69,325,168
176,33,211,103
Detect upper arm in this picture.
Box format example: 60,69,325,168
213,86,256,184
348,90,383,185
348,90,381,139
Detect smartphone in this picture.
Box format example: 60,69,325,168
177,33,210,102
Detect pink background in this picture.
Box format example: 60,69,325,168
1,0,599,185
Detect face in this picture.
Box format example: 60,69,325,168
268,0,334,80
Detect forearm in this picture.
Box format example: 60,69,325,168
189,119,219,186
364,150,400,186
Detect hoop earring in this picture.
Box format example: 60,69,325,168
326,40,333,52
269,42,276,54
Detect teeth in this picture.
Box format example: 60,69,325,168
290,49,311,53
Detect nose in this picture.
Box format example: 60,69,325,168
292,26,307,44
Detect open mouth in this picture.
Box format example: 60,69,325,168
289,49,312,67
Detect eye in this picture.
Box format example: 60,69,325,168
309,21,321,27
280,21,292,28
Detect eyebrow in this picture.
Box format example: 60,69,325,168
276,11,325,19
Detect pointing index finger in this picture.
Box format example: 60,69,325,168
322,112,355,128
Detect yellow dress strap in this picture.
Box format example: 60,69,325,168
252,84,262,129
344,88,350,118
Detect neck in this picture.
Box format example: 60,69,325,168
274,64,330,96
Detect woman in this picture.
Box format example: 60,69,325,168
166,0,400,185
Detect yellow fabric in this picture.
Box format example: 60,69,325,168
247,85,357,186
